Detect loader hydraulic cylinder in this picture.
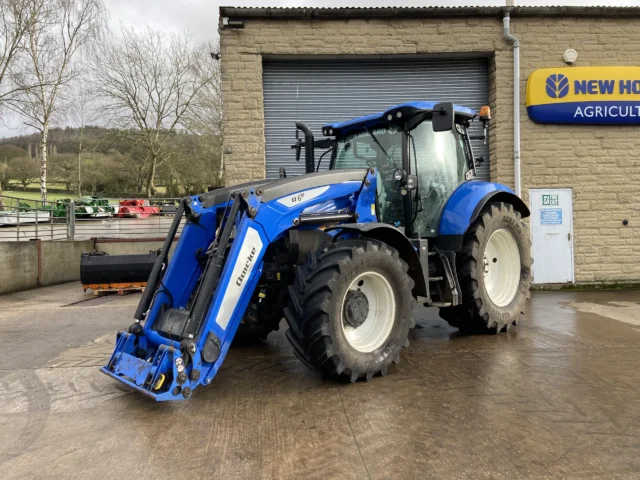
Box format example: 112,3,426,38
134,199,185,320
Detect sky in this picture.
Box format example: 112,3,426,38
2,0,640,138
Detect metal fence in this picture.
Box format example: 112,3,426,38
0,194,185,242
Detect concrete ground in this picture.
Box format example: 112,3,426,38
1,284,640,479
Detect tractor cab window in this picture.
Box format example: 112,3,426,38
409,120,470,237
334,126,404,226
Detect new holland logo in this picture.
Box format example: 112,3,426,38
546,73,569,99
526,67,640,125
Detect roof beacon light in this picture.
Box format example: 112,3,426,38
479,105,491,145
479,105,491,121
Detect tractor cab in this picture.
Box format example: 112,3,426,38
322,102,488,238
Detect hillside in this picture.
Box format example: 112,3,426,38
0,126,129,157
0,126,222,197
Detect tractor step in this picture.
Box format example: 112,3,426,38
430,302,452,307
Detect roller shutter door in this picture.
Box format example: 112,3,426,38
263,58,490,180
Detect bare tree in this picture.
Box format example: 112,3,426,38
90,27,213,197
68,67,99,196
7,155,38,190
0,144,28,208
183,40,223,186
10,0,104,202
0,0,44,118
186,40,223,138
0,160,7,209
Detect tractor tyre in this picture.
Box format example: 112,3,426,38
439,202,532,333
284,238,415,382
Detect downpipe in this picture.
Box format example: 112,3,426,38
503,12,521,197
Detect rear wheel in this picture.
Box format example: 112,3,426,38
439,202,532,333
284,238,415,382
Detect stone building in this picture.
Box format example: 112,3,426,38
219,5,640,285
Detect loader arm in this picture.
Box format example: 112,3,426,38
101,168,377,401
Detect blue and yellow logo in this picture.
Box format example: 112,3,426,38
545,74,569,99
526,67,640,124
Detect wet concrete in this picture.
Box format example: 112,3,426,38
1,284,640,479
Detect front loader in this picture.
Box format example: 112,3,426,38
102,101,532,401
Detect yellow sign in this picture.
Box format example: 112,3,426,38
526,66,640,124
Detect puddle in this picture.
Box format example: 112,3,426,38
568,301,640,326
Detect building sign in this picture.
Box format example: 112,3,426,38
526,67,640,124
542,194,559,206
541,208,563,225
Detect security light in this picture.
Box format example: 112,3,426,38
563,49,578,64
222,17,244,29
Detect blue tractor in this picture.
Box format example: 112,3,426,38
102,101,533,401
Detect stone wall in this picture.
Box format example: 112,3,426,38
516,17,640,282
220,14,640,283
0,242,38,294
0,238,178,295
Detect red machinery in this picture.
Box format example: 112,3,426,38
116,199,160,218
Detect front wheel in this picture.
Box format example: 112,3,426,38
284,239,415,382
440,202,533,333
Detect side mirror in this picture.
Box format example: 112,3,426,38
432,102,454,132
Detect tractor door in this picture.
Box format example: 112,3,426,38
408,121,471,237
333,127,404,227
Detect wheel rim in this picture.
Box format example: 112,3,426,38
341,271,396,353
483,229,521,307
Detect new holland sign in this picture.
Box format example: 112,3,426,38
526,66,640,124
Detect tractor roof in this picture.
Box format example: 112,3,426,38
322,101,476,137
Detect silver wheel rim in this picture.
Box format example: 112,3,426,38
484,229,521,307
341,271,396,353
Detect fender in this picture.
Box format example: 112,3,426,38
470,190,530,224
329,223,427,299
439,181,530,237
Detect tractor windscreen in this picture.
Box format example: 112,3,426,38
333,126,405,227
409,121,471,237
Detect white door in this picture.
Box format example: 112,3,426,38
529,189,574,284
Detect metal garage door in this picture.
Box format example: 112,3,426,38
263,58,490,180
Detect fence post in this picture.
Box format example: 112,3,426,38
16,205,20,241
35,208,38,240
68,201,75,240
